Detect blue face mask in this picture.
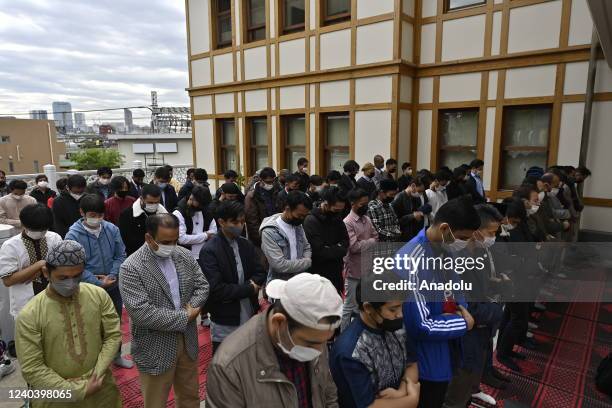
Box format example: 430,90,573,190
158,182,168,189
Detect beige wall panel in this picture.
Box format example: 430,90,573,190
270,0,276,38
355,75,393,105
193,95,213,115
568,0,594,46
191,58,211,87
237,117,244,174
237,51,242,81
310,0,317,30
320,30,352,70
595,60,612,93
320,80,351,107
491,11,502,56
564,62,588,95
403,0,415,16
310,84,316,107
271,116,278,169
279,38,306,76
507,1,562,54
244,46,267,80
357,0,394,19
421,0,437,18
356,21,394,65
419,77,434,103
237,91,243,112
558,103,584,167
234,0,241,46
245,89,268,112
420,24,436,64
215,92,235,114
483,107,496,191
213,52,234,84
309,114,316,170
439,72,482,102
442,14,486,61
488,71,498,100
398,110,411,165
271,88,277,110
584,101,612,198
494,0,503,3
417,110,432,170
194,119,215,170
310,36,316,72
271,44,276,76
355,110,392,167
400,75,413,103
581,206,612,232
280,85,306,109
188,0,210,54
402,21,414,62
505,65,556,98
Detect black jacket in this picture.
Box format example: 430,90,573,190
118,205,148,256
338,174,357,197
445,181,467,201
397,175,412,192
198,231,267,326
465,175,486,204
160,185,179,212
356,177,377,200
276,188,290,212
294,171,310,192
30,187,55,205
86,180,111,200
128,180,143,199
392,191,428,242
303,207,349,293
52,192,81,238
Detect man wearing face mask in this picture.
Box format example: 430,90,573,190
393,177,431,242
357,162,377,200
173,185,216,260
382,158,398,181
0,169,8,197
368,179,401,242
331,280,420,408
153,166,179,212
294,157,310,192
199,201,266,353
260,190,313,282
0,204,61,319
118,184,167,256
425,170,451,219
86,167,113,199
30,174,56,204
397,162,414,192
128,168,146,199
338,160,360,199
104,176,136,226
466,159,486,204
65,193,131,368
400,197,478,408
178,168,209,201
120,214,209,408
206,273,341,408
0,179,37,231
303,186,349,295
53,174,87,238
276,173,301,212
245,167,280,250
306,174,325,206
15,240,123,407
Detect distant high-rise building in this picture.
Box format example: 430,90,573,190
52,101,73,130
124,108,133,132
29,110,48,120
74,112,86,131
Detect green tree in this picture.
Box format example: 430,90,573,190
71,148,124,170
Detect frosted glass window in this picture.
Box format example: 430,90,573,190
323,113,349,174
323,0,351,26
249,117,268,174
447,0,486,12
438,109,478,169
247,0,266,42
218,119,237,172
215,0,232,48
283,0,305,34
283,116,306,172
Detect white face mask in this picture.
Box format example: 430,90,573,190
538,191,546,202
25,229,46,240
277,325,321,362
70,192,83,201
262,183,274,191
144,203,159,213
442,226,469,253
504,223,516,231
99,178,111,186
86,217,102,229
527,205,539,216
153,243,176,258
551,187,559,195
11,193,23,201
476,235,496,249
37,181,49,189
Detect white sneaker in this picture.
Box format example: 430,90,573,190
528,322,539,330
472,391,496,405
0,360,16,379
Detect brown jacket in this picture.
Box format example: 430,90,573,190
206,311,339,408
244,184,279,247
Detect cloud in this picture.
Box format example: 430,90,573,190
0,0,190,125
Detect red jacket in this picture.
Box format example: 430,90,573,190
104,196,136,226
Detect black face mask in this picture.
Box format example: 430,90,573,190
355,205,368,216
382,196,394,205
117,190,129,198
375,310,403,332
287,217,304,226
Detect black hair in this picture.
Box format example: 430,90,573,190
309,175,323,186
189,185,212,209
576,165,591,177
260,167,276,179
97,167,112,177
470,159,484,169
154,166,171,181
285,173,300,184
216,200,245,222
385,158,397,166
145,213,179,237
548,167,568,183
348,188,369,203
297,157,308,166
379,179,398,192
56,177,68,191
220,182,241,195
224,169,238,179
0,170,5,176
434,169,451,182
453,166,467,180
343,160,360,173
186,168,195,177
401,162,411,171
133,168,145,178
141,183,162,199
326,170,342,182
513,184,537,200
356,279,386,311
434,196,481,231
540,173,554,185
20,203,54,231
110,176,129,193
193,168,208,182
413,174,427,187
9,179,27,191
320,185,342,205
67,175,87,189
79,193,105,213
285,190,313,211
417,171,432,187
35,174,47,183
503,197,527,221
163,164,173,171
474,204,503,227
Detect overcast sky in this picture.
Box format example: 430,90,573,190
0,0,189,125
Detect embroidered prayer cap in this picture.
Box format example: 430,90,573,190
46,240,86,267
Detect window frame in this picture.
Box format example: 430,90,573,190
444,0,486,13
499,104,552,191
247,116,269,175
321,112,350,175
280,0,306,35
213,0,233,49
437,107,479,170
216,118,237,174
280,114,307,171
321,0,351,26
244,0,267,43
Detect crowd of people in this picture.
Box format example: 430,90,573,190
0,157,592,407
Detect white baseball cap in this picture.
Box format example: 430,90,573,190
266,273,343,331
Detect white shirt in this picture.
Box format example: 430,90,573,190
426,188,448,219
276,217,297,260
83,223,101,238
0,232,62,316
173,210,217,260
155,256,181,309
